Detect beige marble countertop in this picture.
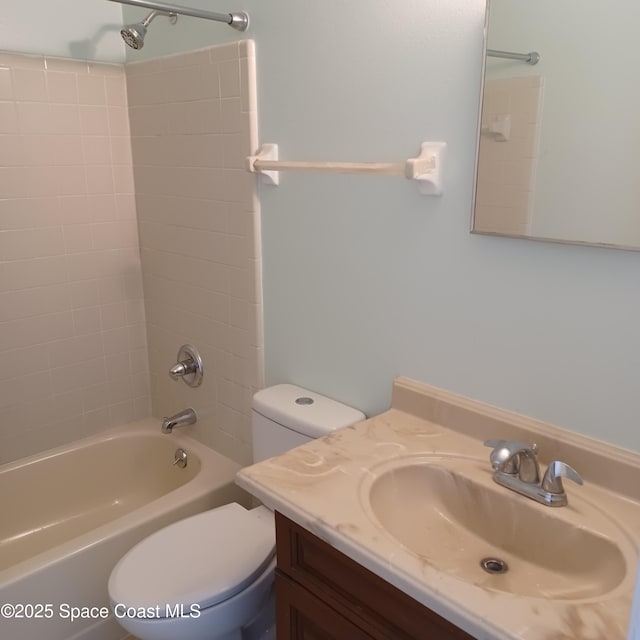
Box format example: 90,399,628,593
236,377,640,640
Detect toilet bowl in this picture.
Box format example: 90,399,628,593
108,384,365,640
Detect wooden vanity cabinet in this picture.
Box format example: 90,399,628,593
275,512,474,640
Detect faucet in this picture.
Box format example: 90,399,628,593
484,439,583,507
161,408,197,434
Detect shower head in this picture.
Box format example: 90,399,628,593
111,1,249,43
120,22,147,50
121,10,177,50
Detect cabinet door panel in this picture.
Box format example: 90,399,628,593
276,572,372,640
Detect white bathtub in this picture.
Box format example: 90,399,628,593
0,418,249,640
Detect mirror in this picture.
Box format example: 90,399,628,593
473,0,640,251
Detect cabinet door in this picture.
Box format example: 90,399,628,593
275,513,475,640
276,572,373,640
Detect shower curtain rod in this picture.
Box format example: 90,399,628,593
106,0,249,31
487,49,540,65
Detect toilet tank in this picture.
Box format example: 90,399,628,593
251,384,365,462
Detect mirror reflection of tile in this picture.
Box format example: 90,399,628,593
475,76,544,236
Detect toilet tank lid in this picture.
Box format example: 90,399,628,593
252,384,365,438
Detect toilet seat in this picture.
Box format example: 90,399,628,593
108,503,275,616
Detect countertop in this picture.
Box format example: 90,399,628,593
236,377,640,640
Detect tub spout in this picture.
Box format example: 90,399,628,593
161,408,197,434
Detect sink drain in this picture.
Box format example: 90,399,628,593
480,557,509,575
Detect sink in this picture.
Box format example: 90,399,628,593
361,455,630,600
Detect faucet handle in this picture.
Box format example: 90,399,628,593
169,359,196,379
483,439,536,474
168,344,203,387
541,461,583,494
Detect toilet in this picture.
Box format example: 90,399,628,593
108,384,365,640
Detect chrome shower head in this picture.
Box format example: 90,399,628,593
121,10,177,50
121,22,147,50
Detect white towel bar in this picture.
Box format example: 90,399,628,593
246,142,446,195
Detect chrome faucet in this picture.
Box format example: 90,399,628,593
161,408,197,434
484,439,583,507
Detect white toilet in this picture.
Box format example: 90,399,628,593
108,384,365,640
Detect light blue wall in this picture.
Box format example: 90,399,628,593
2,0,124,62
123,0,640,452
14,0,639,451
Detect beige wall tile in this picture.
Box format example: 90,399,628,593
46,71,78,104
0,53,150,463
88,194,118,222
85,165,115,194
0,52,44,70
110,136,133,165
107,106,130,137
51,358,107,395
219,60,241,98
0,344,50,381
82,136,112,164
0,67,14,100
100,301,128,330
0,283,71,322
0,44,261,466
164,48,211,70
209,42,240,64
105,75,127,107
45,57,87,74
73,307,102,335
12,68,48,102
47,334,105,368
0,102,18,133
0,135,23,166
130,42,261,465
80,105,110,135
77,74,107,105
240,53,257,114
0,311,75,351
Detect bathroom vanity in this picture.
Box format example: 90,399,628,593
236,377,640,639
275,511,472,639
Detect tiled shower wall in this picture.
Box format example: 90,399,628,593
128,42,262,466
0,52,150,464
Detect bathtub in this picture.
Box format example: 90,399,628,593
0,418,249,640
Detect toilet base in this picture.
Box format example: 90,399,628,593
243,588,275,640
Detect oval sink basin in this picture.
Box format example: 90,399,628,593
362,456,630,600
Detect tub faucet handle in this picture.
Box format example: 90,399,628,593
168,344,203,387
169,360,196,379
